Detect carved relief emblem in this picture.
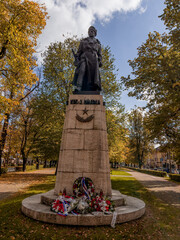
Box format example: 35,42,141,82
76,107,94,122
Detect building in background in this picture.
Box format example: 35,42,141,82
145,147,179,173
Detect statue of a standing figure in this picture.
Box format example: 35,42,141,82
72,26,102,92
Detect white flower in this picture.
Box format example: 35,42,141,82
77,199,89,210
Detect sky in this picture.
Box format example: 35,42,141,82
34,0,166,111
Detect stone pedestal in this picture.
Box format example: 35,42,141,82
54,94,112,196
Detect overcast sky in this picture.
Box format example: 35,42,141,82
34,0,166,111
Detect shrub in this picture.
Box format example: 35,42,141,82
1,167,8,174
169,174,180,182
126,167,167,177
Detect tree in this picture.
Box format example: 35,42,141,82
121,0,180,163
160,0,180,49
29,92,64,167
128,109,152,168
106,110,129,164
0,0,48,112
16,97,38,171
0,0,48,174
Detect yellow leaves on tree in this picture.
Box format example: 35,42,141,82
0,0,48,115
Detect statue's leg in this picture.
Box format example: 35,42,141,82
76,62,86,90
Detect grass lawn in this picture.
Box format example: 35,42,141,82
0,174,179,240
26,165,44,171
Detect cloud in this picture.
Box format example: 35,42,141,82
139,6,147,14
34,0,143,61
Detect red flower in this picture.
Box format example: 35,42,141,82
106,200,111,205
65,195,71,198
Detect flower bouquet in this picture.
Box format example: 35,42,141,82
51,177,115,216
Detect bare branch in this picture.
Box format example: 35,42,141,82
19,82,39,102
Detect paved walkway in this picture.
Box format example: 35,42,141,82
127,170,180,208
111,175,133,177
0,168,55,201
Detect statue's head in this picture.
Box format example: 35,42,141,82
88,26,97,37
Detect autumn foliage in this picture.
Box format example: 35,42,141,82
0,0,48,115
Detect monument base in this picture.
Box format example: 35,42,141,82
21,189,145,226
54,94,112,196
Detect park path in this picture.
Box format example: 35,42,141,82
0,168,55,201
126,169,180,208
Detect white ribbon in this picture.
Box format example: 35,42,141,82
111,211,117,228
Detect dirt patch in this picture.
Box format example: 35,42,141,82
0,168,55,201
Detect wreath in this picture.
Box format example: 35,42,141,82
73,177,95,198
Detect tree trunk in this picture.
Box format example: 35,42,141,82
21,149,27,172
36,157,39,170
138,150,142,169
43,160,47,168
0,113,10,175
55,161,58,175
20,119,28,172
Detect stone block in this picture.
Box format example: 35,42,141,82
101,110,107,129
65,110,76,129
58,150,74,172
101,130,109,151
92,150,109,173
93,110,103,130
62,129,84,150
73,150,93,172
84,130,108,151
77,214,103,226
56,214,78,225
84,130,101,150
60,130,66,150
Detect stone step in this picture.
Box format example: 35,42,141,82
41,189,124,207
22,191,145,226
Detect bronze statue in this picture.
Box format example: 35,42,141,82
72,26,102,92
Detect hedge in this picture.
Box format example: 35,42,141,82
126,167,167,177
0,167,8,174
169,174,180,182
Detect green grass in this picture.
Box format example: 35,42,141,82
0,174,179,240
26,164,44,172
